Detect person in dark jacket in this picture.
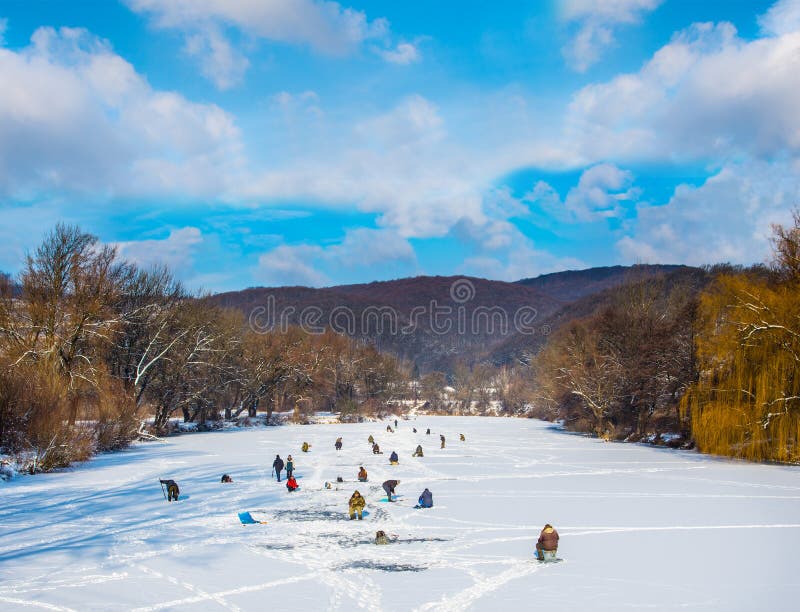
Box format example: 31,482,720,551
357,466,368,482
417,488,433,508
220,474,233,483
382,479,400,501
412,445,424,457
394,419,398,428
389,451,399,465
413,428,417,433
372,443,382,454
286,476,299,492
426,428,431,435
273,455,285,482
386,425,394,433
536,524,560,561
286,455,294,479
335,437,343,451
160,479,179,501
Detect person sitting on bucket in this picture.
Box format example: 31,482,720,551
375,530,389,545
460,433,466,442
412,444,424,457
349,490,366,520
220,474,233,483
358,466,368,482
413,427,417,433
417,488,433,508
382,479,400,502
368,435,375,444
286,476,299,492
389,451,399,465
536,524,560,561
386,425,394,433
160,479,179,502
372,443,382,454
301,442,310,452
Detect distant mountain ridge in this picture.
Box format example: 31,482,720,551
209,265,696,373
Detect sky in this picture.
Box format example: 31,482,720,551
1,0,798,291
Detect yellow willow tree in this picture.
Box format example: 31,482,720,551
684,211,800,462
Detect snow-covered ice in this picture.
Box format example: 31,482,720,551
1,417,799,611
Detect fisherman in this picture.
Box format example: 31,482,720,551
368,435,375,445
286,476,299,492
440,434,446,449
460,433,466,442
417,488,433,508
382,479,400,502
160,479,180,502
220,474,233,483
301,442,310,453
358,466,368,482
536,524,560,562
426,428,431,435
349,490,366,520
394,419,398,428
375,530,390,545
386,425,394,433
372,443,382,455
412,445,424,457
273,455,285,482
335,437,343,451
413,428,417,433
389,451,399,465
286,455,294,479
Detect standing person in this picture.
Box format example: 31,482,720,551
440,434,446,449
357,466,368,482
417,488,433,508
335,437,343,451
394,419,398,428
160,479,180,502
286,476,299,492
389,451,399,465
536,524,560,561
382,479,400,502
349,490,366,520
286,455,294,479
272,455,285,482
426,428,431,435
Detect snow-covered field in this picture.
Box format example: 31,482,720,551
1,417,799,611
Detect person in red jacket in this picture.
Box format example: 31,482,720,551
286,476,299,492
536,524,559,561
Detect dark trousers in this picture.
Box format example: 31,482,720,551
286,469,293,479
275,469,282,482
383,485,394,500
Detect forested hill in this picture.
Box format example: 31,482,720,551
209,265,691,373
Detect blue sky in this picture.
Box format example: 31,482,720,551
0,0,798,290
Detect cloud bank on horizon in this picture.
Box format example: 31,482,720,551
0,0,797,290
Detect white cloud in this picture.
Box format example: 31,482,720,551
526,164,640,222
114,227,204,272
560,0,662,71
759,0,800,36
0,26,243,199
376,42,420,65
127,0,408,88
184,25,249,90
566,21,800,161
617,159,800,266
254,228,417,287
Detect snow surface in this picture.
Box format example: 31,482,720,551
1,417,799,611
